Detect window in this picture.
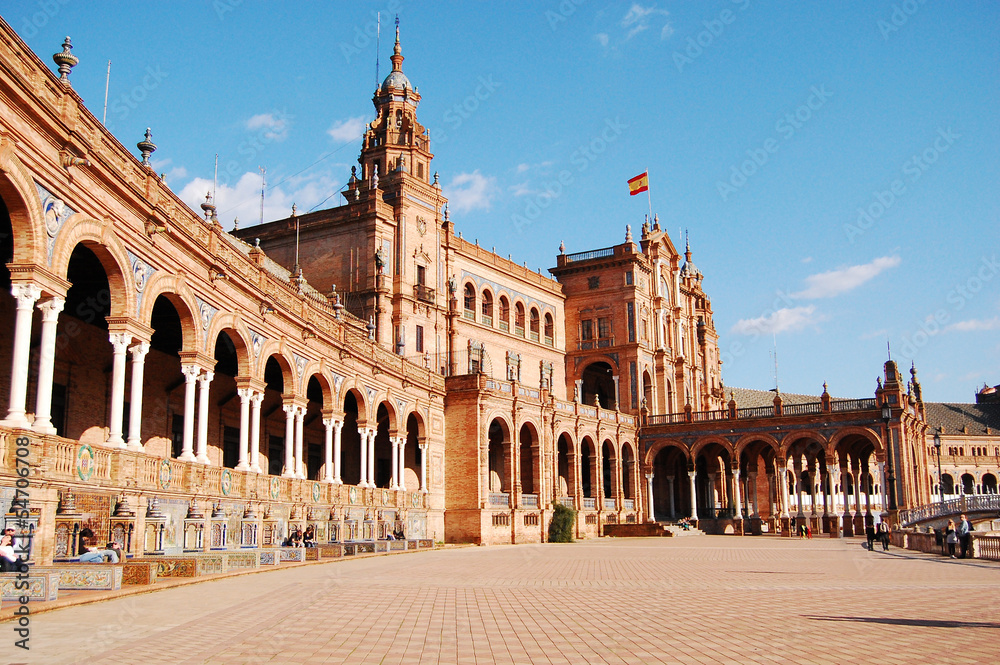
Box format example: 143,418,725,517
499,296,510,331
416,265,426,286
627,303,635,342
417,163,424,179
481,290,493,325
625,270,633,286
515,302,525,335
581,319,594,341
463,283,476,320
544,313,554,345
416,325,424,353
598,318,610,339
529,308,540,341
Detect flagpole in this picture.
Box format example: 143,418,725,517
646,167,652,224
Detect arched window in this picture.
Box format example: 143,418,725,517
498,296,510,331
463,283,475,320
514,302,525,336
544,312,554,345
529,308,540,341
481,290,493,325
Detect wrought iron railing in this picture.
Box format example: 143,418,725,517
564,247,614,263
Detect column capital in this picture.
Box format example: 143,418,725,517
37,296,65,319
197,370,215,386
181,364,200,382
645,472,654,481
237,387,253,401
250,391,265,406
109,332,133,352
11,283,42,308
129,340,151,358
688,470,698,480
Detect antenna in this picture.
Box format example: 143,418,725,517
102,60,111,125
772,334,780,393
213,154,218,204
258,166,266,226
887,339,892,361
375,11,380,89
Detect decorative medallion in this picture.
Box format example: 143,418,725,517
269,477,280,500
221,469,232,496
158,459,172,489
75,444,95,482
382,489,389,505
312,483,321,503
195,296,218,334
127,250,157,313
248,328,266,360
417,216,427,236
330,372,344,395
294,353,308,381
411,492,420,507
35,180,77,264
349,486,358,505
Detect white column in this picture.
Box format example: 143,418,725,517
611,375,620,409
688,471,698,520
249,391,263,473
294,405,305,479
4,283,41,427
236,388,251,471
195,371,214,464
809,467,819,516
645,472,655,522
748,472,759,517
179,365,199,461
792,457,804,517
124,341,150,449
826,464,839,516
574,379,583,403
367,428,376,487
32,297,65,434
333,420,344,484
281,404,295,477
359,427,369,486
322,418,335,483
777,466,790,518
732,468,743,519
106,332,132,447
419,442,428,492
398,436,408,492
861,459,872,515
390,435,400,489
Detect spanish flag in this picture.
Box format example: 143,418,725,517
628,171,649,196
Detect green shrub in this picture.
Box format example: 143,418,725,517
548,502,576,543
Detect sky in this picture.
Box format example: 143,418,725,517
6,1,999,404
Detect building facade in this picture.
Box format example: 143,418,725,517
0,20,992,560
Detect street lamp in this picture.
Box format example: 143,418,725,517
933,428,944,506
881,403,896,511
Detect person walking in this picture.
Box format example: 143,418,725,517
957,514,973,559
878,520,891,551
865,520,876,551
945,519,958,558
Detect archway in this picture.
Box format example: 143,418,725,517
602,440,616,506
621,443,635,501
518,423,537,500
961,473,975,495
983,473,998,494
580,361,615,409
694,441,733,519
556,433,575,503
373,402,396,488
262,354,294,476
403,412,423,490
488,418,510,497
651,444,689,521
341,391,363,486
580,437,596,503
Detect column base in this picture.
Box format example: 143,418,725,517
32,420,57,435
106,436,126,448
390,482,399,490
0,414,31,429
178,451,197,462
250,464,262,474
333,478,343,485
398,485,407,493
196,455,211,465
126,441,144,452
281,470,295,478
235,462,250,472
322,476,334,484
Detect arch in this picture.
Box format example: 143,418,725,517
580,435,596,499
303,370,334,410
734,433,781,459
556,432,575,499
513,300,526,335
961,473,975,495
52,224,134,318
140,273,203,353
982,473,998,494
580,360,616,408
940,473,955,495
518,421,539,496
0,149,46,266
262,352,296,397
620,441,636,500
644,438,691,469
480,287,493,322
375,399,400,436
498,294,510,329
528,307,540,339
690,436,735,461
543,312,554,342
779,431,829,458
206,315,253,378
602,438,617,501
463,282,476,316
487,417,511,494
650,441,691,520
829,426,884,457
340,384,369,426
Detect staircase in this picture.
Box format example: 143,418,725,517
662,523,706,537
602,522,705,538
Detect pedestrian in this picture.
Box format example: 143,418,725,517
878,520,890,551
957,514,974,559
865,520,876,551
945,519,958,558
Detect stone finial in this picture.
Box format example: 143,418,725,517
243,503,256,518
349,166,358,184
137,128,156,166
625,224,632,243
291,203,297,217
53,36,79,84
443,203,450,223
367,316,376,340
57,490,79,515
559,240,565,254
200,192,216,220
433,171,440,187
233,216,240,231
146,495,164,518
653,213,660,230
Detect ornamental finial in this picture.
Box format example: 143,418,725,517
53,36,79,84
137,128,156,166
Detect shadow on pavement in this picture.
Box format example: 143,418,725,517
805,615,1000,629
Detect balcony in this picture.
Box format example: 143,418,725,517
603,497,617,510
582,497,596,510
413,284,436,304
489,492,510,507
559,496,575,508
520,493,539,508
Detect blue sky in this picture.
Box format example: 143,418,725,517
7,1,998,404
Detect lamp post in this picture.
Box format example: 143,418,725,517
881,403,896,511
933,428,944,506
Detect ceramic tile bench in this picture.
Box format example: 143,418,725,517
31,565,124,591
0,571,60,601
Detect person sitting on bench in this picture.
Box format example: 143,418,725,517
79,537,119,563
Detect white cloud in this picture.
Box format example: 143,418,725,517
443,171,497,214
509,181,536,197
178,169,341,230
327,116,367,143
792,255,901,299
801,256,813,264
946,317,1000,332
245,112,289,141
619,4,672,41
731,306,819,336
595,33,609,47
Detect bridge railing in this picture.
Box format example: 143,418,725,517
899,494,1000,526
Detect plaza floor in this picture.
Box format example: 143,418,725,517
10,536,1000,664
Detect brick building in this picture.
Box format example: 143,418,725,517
0,20,993,560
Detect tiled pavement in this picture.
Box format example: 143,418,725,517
9,537,1000,664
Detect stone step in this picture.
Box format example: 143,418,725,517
662,524,705,536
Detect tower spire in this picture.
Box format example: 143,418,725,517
391,15,403,70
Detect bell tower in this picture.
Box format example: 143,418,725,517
359,23,433,185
